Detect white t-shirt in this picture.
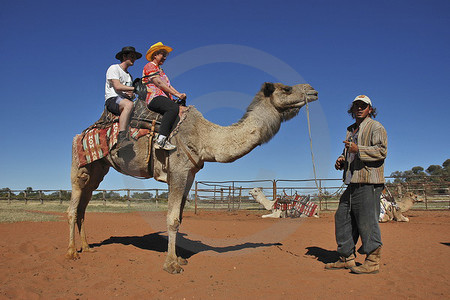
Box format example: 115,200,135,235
105,64,133,101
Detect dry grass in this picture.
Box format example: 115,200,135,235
0,201,169,223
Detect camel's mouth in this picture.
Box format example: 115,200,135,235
285,87,319,109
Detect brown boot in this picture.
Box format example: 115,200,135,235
325,253,356,270
350,246,381,274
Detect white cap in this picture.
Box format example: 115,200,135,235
353,95,372,106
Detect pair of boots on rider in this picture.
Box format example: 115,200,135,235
105,43,186,152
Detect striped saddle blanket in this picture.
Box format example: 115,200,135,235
274,194,318,217
76,123,151,167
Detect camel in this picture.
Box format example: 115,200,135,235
249,187,319,218
396,191,422,213
379,192,422,222
248,187,281,218
66,82,318,274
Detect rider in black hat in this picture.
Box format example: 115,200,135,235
105,46,142,150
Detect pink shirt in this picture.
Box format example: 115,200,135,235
142,62,173,104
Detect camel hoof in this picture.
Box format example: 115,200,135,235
65,250,80,260
163,260,184,274
82,247,96,253
177,257,188,265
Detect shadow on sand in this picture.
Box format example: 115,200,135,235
90,231,281,259
304,246,340,264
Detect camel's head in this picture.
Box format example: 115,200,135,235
249,187,263,199
261,82,318,121
405,192,422,202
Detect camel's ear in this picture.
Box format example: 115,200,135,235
263,82,275,97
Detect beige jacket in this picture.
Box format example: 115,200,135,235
342,117,388,184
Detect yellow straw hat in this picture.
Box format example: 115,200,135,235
145,42,173,61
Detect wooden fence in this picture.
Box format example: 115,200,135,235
1,177,449,212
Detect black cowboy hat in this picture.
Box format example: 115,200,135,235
115,46,142,60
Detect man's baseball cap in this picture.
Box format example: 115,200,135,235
353,95,372,106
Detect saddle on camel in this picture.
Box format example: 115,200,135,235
75,85,189,181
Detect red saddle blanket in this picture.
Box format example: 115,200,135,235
274,194,318,217
76,123,150,167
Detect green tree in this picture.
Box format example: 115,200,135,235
158,192,169,199
0,188,13,197
443,159,450,170
426,165,443,176
131,192,154,199
411,166,425,175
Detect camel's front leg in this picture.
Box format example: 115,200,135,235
262,209,282,218
66,189,81,260
164,205,183,274
78,191,96,253
163,170,195,274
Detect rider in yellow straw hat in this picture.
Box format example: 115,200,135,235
142,42,187,151
145,42,173,61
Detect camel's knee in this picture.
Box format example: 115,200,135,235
67,211,76,224
168,218,181,232
77,172,90,188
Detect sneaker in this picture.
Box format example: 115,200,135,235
154,139,176,151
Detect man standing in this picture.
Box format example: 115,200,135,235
325,95,388,274
105,46,142,149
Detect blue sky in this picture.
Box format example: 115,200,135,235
1,0,449,191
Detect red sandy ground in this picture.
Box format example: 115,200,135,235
0,210,449,299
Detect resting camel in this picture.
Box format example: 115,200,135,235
66,82,318,274
379,192,422,222
248,187,281,218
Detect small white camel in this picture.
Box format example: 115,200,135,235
249,187,282,218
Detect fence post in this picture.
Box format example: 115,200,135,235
318,180,322,211
102,190,106,206
213,186,216,209
39,190,43,205
59,190,63,204
231,182,235,211
228,187,231,211
273,180,277,201
194,182,198,215
8,191,11,204
397,185,402,198
24,191,27,205
238,187,242,210
127,189,131,208
423,183,428,210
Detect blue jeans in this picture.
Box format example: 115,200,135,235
335,183,383,257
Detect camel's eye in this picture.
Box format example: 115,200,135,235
283,86,293,94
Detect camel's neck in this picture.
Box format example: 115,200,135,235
254,193,275,210
196,100,281,163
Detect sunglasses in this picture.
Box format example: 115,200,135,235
353,102,369,109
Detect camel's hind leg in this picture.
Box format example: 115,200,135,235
66,158,109,260
163,170,195,274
